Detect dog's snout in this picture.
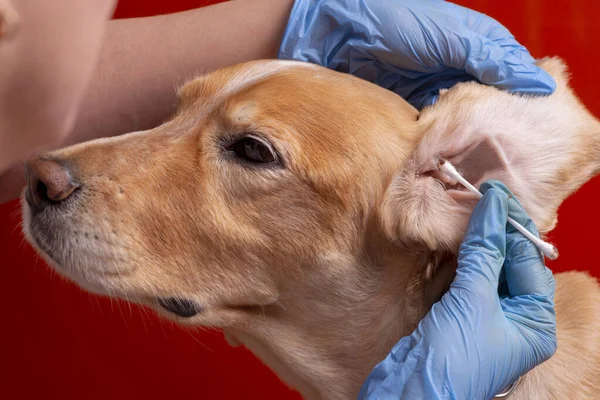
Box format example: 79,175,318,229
25,158,80,212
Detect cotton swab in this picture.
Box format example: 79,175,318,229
437,158,559,260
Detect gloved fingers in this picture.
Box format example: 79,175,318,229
454,5,536,63
461,31,556,96
400,17,556,107
480,181,555,297
357,336,420,398
482,181,558,365
399,69,476,109
506,243,555,297
485,30,536,66
501,270,556,322
452,186,509,294
497,267,509,297
479,181,540,237
410,92,436,110
502,294,558,367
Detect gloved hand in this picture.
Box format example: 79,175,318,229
358,180,557,399
279,0,556,109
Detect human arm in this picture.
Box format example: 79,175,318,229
0,0,295,202
0,0,117,172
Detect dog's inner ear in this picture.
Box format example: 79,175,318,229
379,110,517,255
380,57,600,258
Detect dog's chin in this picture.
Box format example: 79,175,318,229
21,199,134,295
27,240,124,297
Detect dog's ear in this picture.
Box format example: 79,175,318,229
379,57,600,254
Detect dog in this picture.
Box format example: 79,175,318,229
21,57,600,399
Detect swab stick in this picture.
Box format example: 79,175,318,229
437,158,559,260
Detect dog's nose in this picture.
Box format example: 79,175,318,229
25,158,80,212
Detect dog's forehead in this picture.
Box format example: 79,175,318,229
178,60,318,110
228,67,384,158
180,61,369,143
218,60,319,98
178,60,419,175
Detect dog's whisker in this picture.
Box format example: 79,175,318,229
183,326,213,352
137,306,151,336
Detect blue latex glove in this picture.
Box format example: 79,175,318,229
279,0,556,109
358,181,557,399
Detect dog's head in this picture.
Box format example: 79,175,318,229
21,58,600,397
22,60,424,326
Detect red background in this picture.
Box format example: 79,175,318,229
1,1,599,399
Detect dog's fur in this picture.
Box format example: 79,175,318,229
22,57,600,399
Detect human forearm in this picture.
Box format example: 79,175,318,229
0,0,116,171
0,0,294,203
67,0,295,146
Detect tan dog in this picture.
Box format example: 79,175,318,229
21,58,600,399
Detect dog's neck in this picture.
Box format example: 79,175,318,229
227,240,455,399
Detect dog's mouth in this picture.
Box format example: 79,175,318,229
22,200,277,327
21,196,137,296
156,297,203,318
25,217,205,321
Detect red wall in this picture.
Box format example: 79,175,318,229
1,1,598,399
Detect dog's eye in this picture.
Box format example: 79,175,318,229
227,136,277,164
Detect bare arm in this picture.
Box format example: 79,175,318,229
0,0,294,203
68,0,294,144
0,0,116,171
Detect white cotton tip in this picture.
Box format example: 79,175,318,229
437,158,482,198
534,238,559,260
507,216,559,260
436,157,559,260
